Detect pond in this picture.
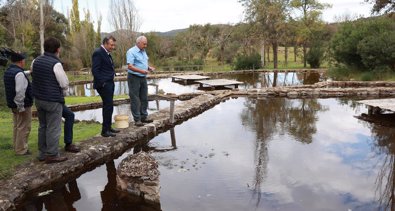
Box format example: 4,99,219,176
68,71,325,97
19,97,393,211
73,100,179,122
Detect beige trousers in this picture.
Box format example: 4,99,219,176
12,107,32,155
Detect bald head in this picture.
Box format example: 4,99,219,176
136,36,147,50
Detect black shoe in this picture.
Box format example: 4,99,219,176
135,121,144,127
110,128,120,133
101,131,116,137
141,118,153,123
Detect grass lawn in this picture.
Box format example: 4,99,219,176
65,95,129,105
0,98,107,179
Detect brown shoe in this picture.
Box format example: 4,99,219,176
65,144,80,153
135,121,144,127
45,155,68,164
16,150,32,156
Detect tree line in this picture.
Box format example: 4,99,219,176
0,0,394,107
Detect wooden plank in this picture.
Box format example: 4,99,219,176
196,79,243,87
172,75,210,81
358,98,395,111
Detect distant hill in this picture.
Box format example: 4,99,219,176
153,28,187,37
102,28,187,38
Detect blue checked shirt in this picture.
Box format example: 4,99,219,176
126,46,149,77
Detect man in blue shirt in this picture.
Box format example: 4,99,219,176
126,36,155,126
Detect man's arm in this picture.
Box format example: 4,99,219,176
53,63,69,96
14,72,28,112
127,64,148,75
91,50,101,78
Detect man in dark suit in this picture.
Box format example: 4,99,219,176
92,36,120,137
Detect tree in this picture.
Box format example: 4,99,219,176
240,0,290,69
70,0,81,33
108,0,140,68
365,0,395,13
290,0,330,67
330,16,395,71
95,15,102,47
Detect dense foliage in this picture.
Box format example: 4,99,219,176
330,16,395,72
234,53,262,70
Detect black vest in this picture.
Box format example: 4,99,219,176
3,64,33,108
32,52,65,103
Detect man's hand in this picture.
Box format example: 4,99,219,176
148,66,156,72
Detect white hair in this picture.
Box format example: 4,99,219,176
136,36,147,44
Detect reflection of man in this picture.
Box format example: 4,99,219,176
92,36,120,137
126,35,155,127
24,179,81,211
101,161,118,211
3,51,33,155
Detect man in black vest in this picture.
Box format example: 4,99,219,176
3,51,33,155
92,36,120,137
32,37,68,163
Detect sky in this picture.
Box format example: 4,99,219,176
53,0,374,33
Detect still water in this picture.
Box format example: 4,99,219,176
68,71,325,97
21,97,391,211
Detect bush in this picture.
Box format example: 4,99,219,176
330,17,395,71
306,44,325,68
233,53,262,70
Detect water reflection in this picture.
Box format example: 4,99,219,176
68,72,325,97
212,71,324,89
73,100,179,122
353,106,395,211
22,180,81,211
17,97,395,211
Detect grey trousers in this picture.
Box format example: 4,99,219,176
35,99,62,157
127,73,148,122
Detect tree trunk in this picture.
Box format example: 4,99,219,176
303,44,307,68
285,46,288,67
260,41,265,67
294,45,297,62
39,0,44,55
266,46,270,63
272,43,278,69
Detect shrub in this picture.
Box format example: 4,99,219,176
330,17,395,71
233,53,262,70
306,44,325,68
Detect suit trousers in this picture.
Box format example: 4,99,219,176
62,105,75,145
96,81,115,132
12,106,32,154
35,99,62,157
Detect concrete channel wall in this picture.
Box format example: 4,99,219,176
2,81,395,210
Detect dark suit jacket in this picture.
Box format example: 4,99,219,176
92,46,115,89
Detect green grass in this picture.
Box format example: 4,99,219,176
65,95,129,105
0,109,101,179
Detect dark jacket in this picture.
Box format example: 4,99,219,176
92,46,115,89
4,64,33,108
32,52,65,103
